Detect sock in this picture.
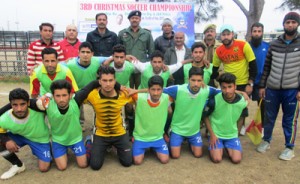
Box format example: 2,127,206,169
2,151,23,167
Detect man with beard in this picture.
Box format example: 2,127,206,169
201,24,222,87
86,13,119,57
212,24,256,135
30,48,78,99
257,12,300,161
119,10,155,88
249,22,269,127
154,18,175,54
0,88,51,179
204,73,248,164
87,66,133,170
183,42,212,84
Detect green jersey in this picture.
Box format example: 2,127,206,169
0,109,49,143
210,93,247,139
184,64,213,85
133,93,169,142
46,98,82,145
171,84,210,136
110,61,135,87
67,57,101,89
35,64,68,95
139,64,170,89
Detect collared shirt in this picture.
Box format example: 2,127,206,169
58,38,81,61
27,39,65,73
175,46,186,64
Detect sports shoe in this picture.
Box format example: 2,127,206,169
1,164,25,180
256,141,270,153
279,148,295,161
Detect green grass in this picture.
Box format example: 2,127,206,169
0,75,30,83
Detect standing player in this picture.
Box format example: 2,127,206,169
30,48,78,98
249,22,269,127
67,42,107,131
204,73,248,164
212,24,257,134
183,42,212,84
132,50,190,89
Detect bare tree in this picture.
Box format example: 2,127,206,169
194,0,222,23
232,0,265,41
277,0,300,10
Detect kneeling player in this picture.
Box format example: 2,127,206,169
204,73,248,164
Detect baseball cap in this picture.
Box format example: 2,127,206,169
220,24,234,33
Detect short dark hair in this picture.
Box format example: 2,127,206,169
191,42,206,52
148,75,164,88
251,22,264,32
113,44,126,55
9,88,29,102
150,50,164,61
189,67,204,78
218,73,236,85
39,23,54,31
79,42,94,52
41,48,58,59
95,13,107,20
50,80,72,94
97,66,115,79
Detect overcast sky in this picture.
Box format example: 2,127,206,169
0,0,295,33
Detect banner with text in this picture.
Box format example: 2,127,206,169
77,2,195,47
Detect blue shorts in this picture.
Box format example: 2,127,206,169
170,131,203,147
8,132,51,162
132,138,169,156
208,137,242,151
52,140,86,158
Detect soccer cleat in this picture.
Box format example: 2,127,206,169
1,164,25,180
256,141,270,153
279,148,295,161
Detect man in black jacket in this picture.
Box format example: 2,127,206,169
257,12,300,161
86,13,119,56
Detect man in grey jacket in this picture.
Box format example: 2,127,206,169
257,12,300,161
164,32,191,85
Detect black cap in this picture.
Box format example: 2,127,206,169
283,12,300,25
128,10,142,19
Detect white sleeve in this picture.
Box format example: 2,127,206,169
168,62,183,74
133,62,149,73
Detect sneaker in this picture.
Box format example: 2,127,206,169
279,148,295,161
239,125,246,136
256,141,270,153
1,164,25,180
